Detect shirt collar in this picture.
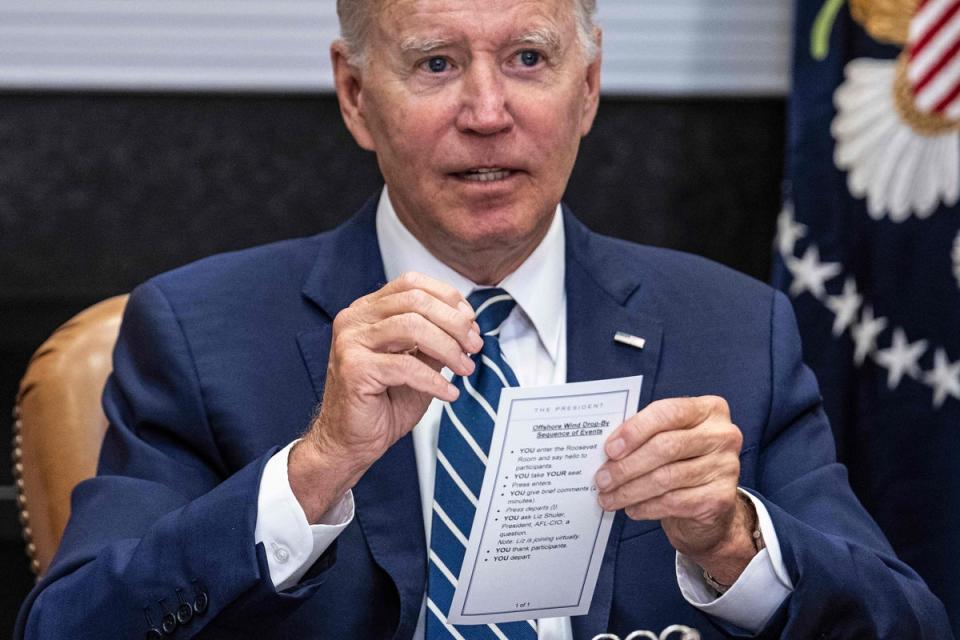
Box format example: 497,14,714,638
375,186,565,363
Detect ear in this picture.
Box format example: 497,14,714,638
579,27,603,137
331,40,377,151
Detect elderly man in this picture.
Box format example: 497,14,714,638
16,0,951,638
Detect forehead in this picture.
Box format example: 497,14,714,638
374,0,576,45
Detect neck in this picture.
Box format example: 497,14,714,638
395,209,554,286
439,242,542,286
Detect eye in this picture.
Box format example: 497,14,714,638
425,56,449,73
518,50,542,67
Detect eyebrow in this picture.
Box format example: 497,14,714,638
509,27,563,54
399,36,457,54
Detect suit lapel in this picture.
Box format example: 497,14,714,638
563,210,664,638
297,199,426,640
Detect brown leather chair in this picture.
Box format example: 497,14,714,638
11,294,128,578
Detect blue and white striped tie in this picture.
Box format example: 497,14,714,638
426,288,538,640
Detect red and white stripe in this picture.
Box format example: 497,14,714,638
907,0,960,119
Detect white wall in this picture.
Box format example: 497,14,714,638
0,0,791,95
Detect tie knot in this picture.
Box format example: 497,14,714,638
468,288,516,335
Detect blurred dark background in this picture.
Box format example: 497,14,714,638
0,91,785,634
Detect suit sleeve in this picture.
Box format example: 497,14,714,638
737,290,952,639
15,281,335,639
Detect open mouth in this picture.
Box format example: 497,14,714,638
456,168,514,182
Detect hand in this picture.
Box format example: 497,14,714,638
289,272,484,521
594,396,757,584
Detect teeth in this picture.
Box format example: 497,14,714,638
463,169,511,182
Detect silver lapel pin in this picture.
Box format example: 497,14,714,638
614,331,646,350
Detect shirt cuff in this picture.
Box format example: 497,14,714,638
675,488,794,633
255,440,355,591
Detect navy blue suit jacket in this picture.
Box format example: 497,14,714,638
17,201,951,639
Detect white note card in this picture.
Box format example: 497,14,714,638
447,376,643,625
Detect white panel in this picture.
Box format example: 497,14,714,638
0,0,791,95
597,0,792,95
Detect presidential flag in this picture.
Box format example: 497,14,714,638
772,0,960,632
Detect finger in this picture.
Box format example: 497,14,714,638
604,396,730,461
367,271,471,316
366,353,460,402
597,452,739,511
619,485,734,524
361,313,476,376
597,420,736,490
415,351,445,373
358,289,482,355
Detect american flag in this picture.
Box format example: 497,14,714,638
774,0,960,635
907,0,960,118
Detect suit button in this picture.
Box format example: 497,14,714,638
161,612,177,635
177,602,194,625
193,591,209,615
145,629,163,640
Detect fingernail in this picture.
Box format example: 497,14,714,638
468,330,482,350
472,320,481,334
607,438,625,458
598,494,612,509
460,352,474,372
595,470,611,489
458,301,475,318
447,383,459,399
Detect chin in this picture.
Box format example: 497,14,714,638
448,216,543,252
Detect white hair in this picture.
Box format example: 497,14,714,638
336,0,598,66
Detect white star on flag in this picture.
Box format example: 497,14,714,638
776,203,807,257
851,306,888,366
825,278,863,337
874,328,928,390
923,348,960,409
787,246,842,300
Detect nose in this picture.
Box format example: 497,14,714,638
455,60,514,136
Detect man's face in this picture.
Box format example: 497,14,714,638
335,0,601,271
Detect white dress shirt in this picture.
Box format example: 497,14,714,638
253,188,794,637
